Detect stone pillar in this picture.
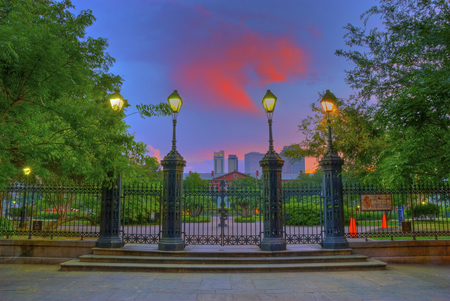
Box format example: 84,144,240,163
97,174,123,248
320,152,349,249
158,149,186,251
260,150,286,251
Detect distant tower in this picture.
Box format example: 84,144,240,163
228,154,238,172
244,152,265,175
281,146,306,174
214,150,225,174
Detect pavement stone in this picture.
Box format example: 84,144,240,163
0,264,449,300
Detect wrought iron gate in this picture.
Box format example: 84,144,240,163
183,179,263,246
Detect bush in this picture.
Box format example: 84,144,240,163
285,202,322,226
0,217,15,231
122,197,160,225
412,203,440,218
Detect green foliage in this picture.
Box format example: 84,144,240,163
122,197,160,225
335,0,450,184
227,177,260,218
233,216,259,223
412,203,440,218
184,196,214,217
184,172,210,187
182,216,211,223
284,201,322,226
0,0,169,188
284,0,450,185
0,217,14,231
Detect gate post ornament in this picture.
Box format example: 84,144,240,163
319,90,349,249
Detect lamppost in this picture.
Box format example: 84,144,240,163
20,167,31,228
319,90,348,249
259,90,286,251
158,90,186,251
96,91,125,248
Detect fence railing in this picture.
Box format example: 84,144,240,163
1,181,449,242
343,182,450,240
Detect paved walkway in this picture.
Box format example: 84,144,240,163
1,263,449,301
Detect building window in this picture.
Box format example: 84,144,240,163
233,174,238,178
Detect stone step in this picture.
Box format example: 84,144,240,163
61,258,387,273
92,247,353,258
79,254,368,265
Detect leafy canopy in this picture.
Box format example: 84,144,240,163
0,0,170,187
284,0,450,185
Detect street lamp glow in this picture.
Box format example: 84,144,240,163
262,90,277,115
167,90,183,113
320,90,337,113
23,167,31,175
109,91,124,112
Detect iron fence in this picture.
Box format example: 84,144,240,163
1,181,449,242
0,183,102,239
343,182,450,239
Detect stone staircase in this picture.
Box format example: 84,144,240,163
60,245,387,272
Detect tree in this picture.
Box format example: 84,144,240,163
228,176,260,218
284,0,450,185
0,0,170,188
335,0,450,184
282,93,387,183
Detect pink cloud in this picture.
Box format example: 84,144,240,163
169,6,310,113
306,24,324,39
147,145,161,162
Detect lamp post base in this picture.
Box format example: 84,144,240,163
158,237,185,251
322,236,349,249
260,237,286,252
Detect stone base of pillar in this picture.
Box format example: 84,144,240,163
322,236,349,249
96,237,123,248
260,237,286,251
158,237,185,251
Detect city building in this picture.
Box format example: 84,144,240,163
280,146,306,174
214,150,225,174
244,152,265,175
228,154,238,172
210,171,250,190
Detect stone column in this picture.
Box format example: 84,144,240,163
158,149,186,251
260,150,286,251
320,151,349,249
97,174,123,248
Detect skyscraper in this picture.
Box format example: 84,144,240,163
244,152,265,175
214,150,225,174
280,146,306,174
228,154,238,172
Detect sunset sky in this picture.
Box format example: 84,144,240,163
71,0,381,173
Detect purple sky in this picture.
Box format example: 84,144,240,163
71,0,381,173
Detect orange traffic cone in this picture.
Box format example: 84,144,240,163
349,217,357,238
381,214,387,229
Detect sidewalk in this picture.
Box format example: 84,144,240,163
1,263,449,300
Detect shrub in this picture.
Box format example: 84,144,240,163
284,201,322,226
412,203,440,218
0,217,15,231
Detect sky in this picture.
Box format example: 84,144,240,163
71,0,381,173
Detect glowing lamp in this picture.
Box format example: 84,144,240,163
320,90,337,113
167,90,183,113
23,167,31,175
109,91,124,112
262,90,277,114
